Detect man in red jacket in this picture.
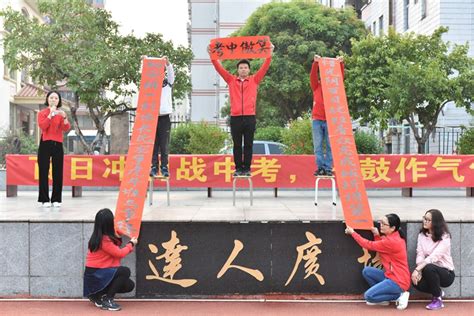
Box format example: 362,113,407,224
310,55,344,177
210,46,273,176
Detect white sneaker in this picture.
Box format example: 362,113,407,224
41,202,51,208
396,291,410,310
52,202,62,208
366,301,390,306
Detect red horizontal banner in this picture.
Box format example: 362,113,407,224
209,36,272,60
6,154,474,188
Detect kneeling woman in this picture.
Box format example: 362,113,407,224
84,208,137,311
345,213,411,310
412,209,455,310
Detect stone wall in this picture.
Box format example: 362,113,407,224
0,221,472,298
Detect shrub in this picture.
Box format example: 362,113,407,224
186,122,228,154
254,126,284,143
169,124,191,154
354,130,383,154
281,116,313,154
0,130,38,166
457,127,474,154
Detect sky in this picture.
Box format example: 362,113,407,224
105,0,189,47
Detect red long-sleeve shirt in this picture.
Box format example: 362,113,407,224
85,236,134,268
211,57,272,116
38,107,70,142
310,60,345,121
351,231,411,291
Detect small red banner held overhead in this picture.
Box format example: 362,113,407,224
209,36,272,60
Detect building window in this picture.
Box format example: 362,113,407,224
389,0,394,26
404,0,409,31
21,68,29,83
421,0,427,19
379,15,384,35
4,65,17,81
21,8,29,18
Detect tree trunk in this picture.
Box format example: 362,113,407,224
70,95,92,154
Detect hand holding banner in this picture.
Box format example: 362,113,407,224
209,36,272,60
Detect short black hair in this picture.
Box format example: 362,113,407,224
236,59,250,68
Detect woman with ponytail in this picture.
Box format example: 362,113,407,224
345,213,411,310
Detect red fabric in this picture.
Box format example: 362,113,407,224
310,61,345,121
38,108,70,142
351,231,411,291
211,57,272,116
85,236,134,268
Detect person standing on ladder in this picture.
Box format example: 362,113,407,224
209,45,273,177
310,55,344,177
150,56,174,178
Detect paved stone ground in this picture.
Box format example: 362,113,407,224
1,300,473,315
0,189,472,222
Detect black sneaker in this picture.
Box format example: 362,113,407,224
101,297,121,311
88,294,104,308
150,166,158,177
317,168,326,176
325,169,333,176
242,169,251,177
161,167,170,177
233,169,242,177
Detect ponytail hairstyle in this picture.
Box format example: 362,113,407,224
88,208,119,252
386,213,406,240
420,209,450,242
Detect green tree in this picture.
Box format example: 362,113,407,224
457,127,474,154
345,27,474,153
1,0,192,154
226,0,367,126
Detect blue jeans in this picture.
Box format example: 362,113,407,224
312,120,333,171
362,267,403,303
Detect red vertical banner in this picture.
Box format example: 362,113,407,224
114,58,166,237
319,58,373,229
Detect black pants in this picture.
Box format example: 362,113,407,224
89,266,135,299
414,264,455,297
230,115,256,171
151,114,171,170
37,139,64,203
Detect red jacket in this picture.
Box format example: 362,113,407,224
211,57,272,116
85,236,134,268
351,231,411,291
38,107,70,142
310,61,345,121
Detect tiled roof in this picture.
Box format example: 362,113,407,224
15,83,48,98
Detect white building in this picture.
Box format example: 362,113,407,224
0,0,45,139
188,0,356,125
361,0,473,153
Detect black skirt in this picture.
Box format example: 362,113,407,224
83,266,118,297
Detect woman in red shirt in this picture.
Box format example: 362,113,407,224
345,213,411,310
84,208,137,311
37,91,70,207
